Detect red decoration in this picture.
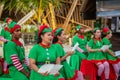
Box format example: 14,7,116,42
38,25,49,36
40,43,50,48
4,27,10,32
103,27,109,34
6,18,12,24
12,39,23,47
10,24,21,33
78,35,84,39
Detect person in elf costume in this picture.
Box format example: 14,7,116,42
0,17,13,42
0,18,17,73
102,27,120,80
69,25,88,70
52,28,84,80
4,24,30,80
29,25,64,80
87,28,110,80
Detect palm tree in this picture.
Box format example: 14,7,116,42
0,0,62,24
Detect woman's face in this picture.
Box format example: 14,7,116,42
58,31,66,43
12,28,21,39
78,28,84,34
41,32,53,44
107,32,112,38
94,30,101,38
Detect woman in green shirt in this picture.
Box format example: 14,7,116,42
53,28,84,80
70,25,88,70
87,28,110,80
102,27,120,79
29,25,64,80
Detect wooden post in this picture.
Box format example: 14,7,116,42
63,0,78,31
49,3,56,29
0,3,4,18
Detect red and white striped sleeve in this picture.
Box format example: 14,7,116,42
11,54,23,71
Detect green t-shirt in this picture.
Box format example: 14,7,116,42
4,41,29,80
73,35,88,52
5,41,25,65
29,44,60,80
87,39,106,60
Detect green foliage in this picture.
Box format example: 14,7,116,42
0,0,62,13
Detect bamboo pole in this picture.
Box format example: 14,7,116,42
0,3,4,18
56,15,91,28
63,0,78,31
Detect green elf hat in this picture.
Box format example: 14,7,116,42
52,28,63,36
38,25,52,36
8,21,17,29
76,25,82,31
93,27,101,32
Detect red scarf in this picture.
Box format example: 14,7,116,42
40,43,50,48
12,39,23,47
94,38,101,41
78,34,84,39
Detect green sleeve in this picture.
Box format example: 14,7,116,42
102,38,112,49
28,45,38,60
72,35,78,46
88,39,94,48
5,41,17,56
5,41,18,64
55,44,65,57
84,36,88,45
102,38,109,45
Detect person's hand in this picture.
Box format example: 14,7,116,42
54,72,59,77
67,51,74,56
39,71,49,76
111,52,116,57
104,49,109,52
97,49,102,52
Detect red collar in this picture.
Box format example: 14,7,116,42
40,43,50,48
55,41,63,47
12,39,23,47
78,34,84,39
94,38,101,41
4,27,10,32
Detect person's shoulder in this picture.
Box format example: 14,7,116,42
102,37,107,41
88,38,94,42
6,41,15,45
32,44,40,48
5,41,16,48
52,43,62,48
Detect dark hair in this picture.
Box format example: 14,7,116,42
37,32,45,44
93,30,102,44
52,29,63,43
102,34,106,38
